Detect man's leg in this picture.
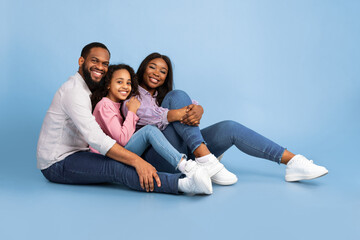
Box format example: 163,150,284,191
41,151,181,194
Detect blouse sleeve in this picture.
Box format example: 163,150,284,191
95,102,139,146
122,97,169,130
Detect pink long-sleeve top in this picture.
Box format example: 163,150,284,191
90,97,139,153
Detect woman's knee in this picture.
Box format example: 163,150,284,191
162,90,191,108
167,89,189,99
220,120,241,129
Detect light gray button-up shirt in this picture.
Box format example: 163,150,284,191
37,72,116,170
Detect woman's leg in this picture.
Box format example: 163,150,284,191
161,90,207,155
41,151,181,194
162,90,293,164
161,90,237,185
200,120,287,164
125,125,185,169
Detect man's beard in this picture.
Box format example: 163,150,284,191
82,64,103,92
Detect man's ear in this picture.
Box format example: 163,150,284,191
78,56,85,67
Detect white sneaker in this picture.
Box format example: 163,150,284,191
211,168,238,185
196,154,238,185
285,155,328,182
180,160,213,195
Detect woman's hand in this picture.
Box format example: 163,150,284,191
126,97,141,114
181,104,204,126
167,106,188,122
133,158,161,192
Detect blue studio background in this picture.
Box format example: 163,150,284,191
1,0,359,239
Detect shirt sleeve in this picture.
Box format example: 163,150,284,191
61,88,116,155
95,102,139,146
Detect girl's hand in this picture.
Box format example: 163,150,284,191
181,104,204,126
126,97,141,114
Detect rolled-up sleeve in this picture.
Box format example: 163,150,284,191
61,89,116,155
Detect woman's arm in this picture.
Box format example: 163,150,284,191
180,104,204,126
167,107,188,122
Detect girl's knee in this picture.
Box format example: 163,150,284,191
142,125,160,134
142,125,157,131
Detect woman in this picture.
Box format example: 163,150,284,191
122,53,328,184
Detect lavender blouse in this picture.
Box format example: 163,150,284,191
122,86,197,130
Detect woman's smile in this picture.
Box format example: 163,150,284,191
141,58,168,94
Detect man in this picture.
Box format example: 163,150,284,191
37,42,211,195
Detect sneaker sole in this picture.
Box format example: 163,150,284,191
211,177,238,186
285,171,328,182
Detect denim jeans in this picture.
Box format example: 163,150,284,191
125,125,185,168
142,90,286,173
41,151,181,194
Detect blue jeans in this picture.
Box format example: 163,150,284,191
41,151,181,194
142,90,286,173
125,125,185,168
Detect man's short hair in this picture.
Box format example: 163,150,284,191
80,42,111,59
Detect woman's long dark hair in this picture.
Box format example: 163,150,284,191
136,53,173,106
91,64,139,111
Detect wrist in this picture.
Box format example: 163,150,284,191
128,108,138,114
168,109,181,122
131,157,141,168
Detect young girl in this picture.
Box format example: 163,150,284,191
90,64,212,194
122,53,328,184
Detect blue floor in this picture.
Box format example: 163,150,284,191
1,139,359,240
2,1,359,239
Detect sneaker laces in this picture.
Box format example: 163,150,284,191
293,156,315,167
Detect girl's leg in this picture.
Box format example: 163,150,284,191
125,125,185,169
200,120,286,164
41,151,181,194
142,124,188,173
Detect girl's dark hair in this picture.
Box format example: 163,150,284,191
136,52,173,105
91,64,138,111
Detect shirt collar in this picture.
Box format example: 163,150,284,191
139,85,158,97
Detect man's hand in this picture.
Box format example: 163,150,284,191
133,158,161,192
106,144,161,192
180,104,204,126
